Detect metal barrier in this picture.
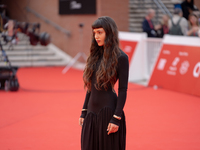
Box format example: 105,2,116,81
145,38,163,78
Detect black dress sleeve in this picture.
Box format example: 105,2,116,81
110,51,129,126
80,91,91,118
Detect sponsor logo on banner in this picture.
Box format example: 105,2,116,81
162,50,171,55
119,40,137,63
149,44,200,97
157,58,167,70
193,62,200,78
167,57,180,76
180,61,190,75
124,45,132,53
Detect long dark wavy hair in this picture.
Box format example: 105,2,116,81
83,16,121,91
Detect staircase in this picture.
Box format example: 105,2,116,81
0,1,176,69
129,0,176,32
0,33,84,69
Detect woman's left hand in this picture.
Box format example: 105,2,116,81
192,26,199,32
107,123,119,135
79,118,84,127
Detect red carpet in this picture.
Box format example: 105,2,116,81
0,67,200,150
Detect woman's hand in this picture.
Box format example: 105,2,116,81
79,118,84,126
187,27,200,36
192,26,200,32
155,24,162,30
107,123,119,135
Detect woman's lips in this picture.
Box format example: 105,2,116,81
96,40,101,43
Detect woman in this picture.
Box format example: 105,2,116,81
157,15,169,38
187,13,200,36
79,16,129,150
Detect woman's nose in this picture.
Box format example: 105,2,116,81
95,34,98,39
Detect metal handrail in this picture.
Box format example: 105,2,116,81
25,7,71,37
152,0,172,18
157,0,172,18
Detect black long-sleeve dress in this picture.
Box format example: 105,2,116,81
80,49,129,150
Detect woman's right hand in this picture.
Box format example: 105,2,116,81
79,118,84,127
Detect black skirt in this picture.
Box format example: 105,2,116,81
81,107,126,150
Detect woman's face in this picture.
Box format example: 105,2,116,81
93,28,106,46
162,15,169,24
190,15,197,25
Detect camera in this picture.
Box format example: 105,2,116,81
0,9,51,91
0,12,51,46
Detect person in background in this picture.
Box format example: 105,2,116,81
181,0,199,20
157,14,169,38
199,14,200,25
142,9,161,37
187,13,200,37
168,8,188,35
172,0,182,9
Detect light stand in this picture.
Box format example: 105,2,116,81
62,23,87,74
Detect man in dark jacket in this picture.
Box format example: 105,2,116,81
142,9,161,37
